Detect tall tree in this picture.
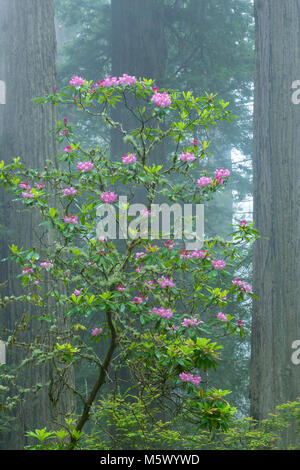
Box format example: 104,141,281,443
250,0,300,423
0,0,73,449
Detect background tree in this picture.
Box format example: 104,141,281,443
251,0,300,425
0,0,73,449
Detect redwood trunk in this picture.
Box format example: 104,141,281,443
251,0,300,426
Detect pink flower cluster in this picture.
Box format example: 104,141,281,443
22,189,34,199
151,91,172,108
140,209,151,218
179,372,202,385
122,153,136,165
240,220,247,227
59,129,69,136
232,278,252,293
19,182,34,199
64,146,74,153
157,276,175,289
118,74,137,85
215,168,230,185
133,296,145,305
63,187,77,197
211,259,226,270
197,176,213,187
217,312,228,321
101,191,118,203
181,317,203,327
40,261,53,269
150,307,173,320
64,215,78,225
179,249,207,259
145,280,156,289
117,285,125,293
179,152,196,162
22,266,33,275
77,161,94,172
69,76,85,86
73,289,82,296
92,327,103,337
135,252,146,260
165,240,175,249
190,139,200,146
98,74,137,88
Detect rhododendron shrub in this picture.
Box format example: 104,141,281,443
0,75,259,448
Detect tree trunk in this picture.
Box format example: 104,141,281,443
0,0,74,449
250,0,300,429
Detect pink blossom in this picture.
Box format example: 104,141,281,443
64,146,74,154
40,261,53,269
157,276,175,289
69,76,85,86
73,289,82,297
179,372,202,385
140,208,151,218
215,167,231,179
34,279,39,285
166,325,179,331
152,86,160,93
215,168,231,185
151,91,172,108
197,176,213,187
92,327,103,337
236,320,245,327
190,249,207,259
98,236,107,243
145,280,156,289
22,190,34,199
133,296,144,305
135,252,145,260
232,278,252,293
179,152,196,162
217,312,228,322
190,139,199,146
136,265,145,273
36,183,45,190
59,129,69,136
179,249,191,259
77,161,94,172
211,259,226,270
63,187,77,197
122,153,137,165
181,317,203,327
118,74,137,85
117,285,125,293
22,267,33,275
150,307,173,320
165,240,175,249
240,220,247,227
101,191,118,203
98,249,105,255
64,215,78,225
98,76,119,87
19,182,31,190
64,118,68,126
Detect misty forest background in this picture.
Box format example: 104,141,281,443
0,0,300,450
